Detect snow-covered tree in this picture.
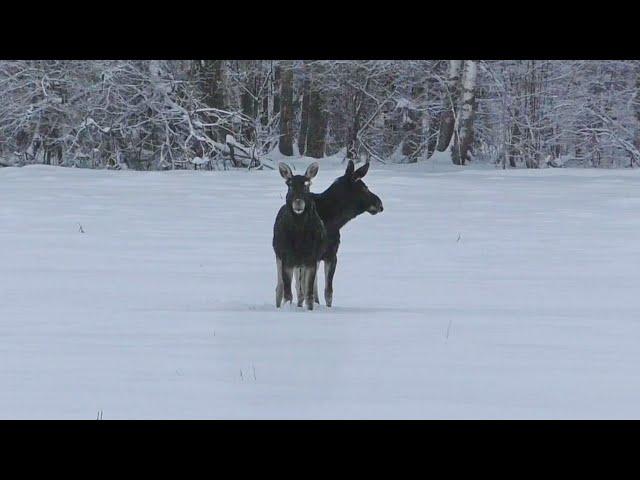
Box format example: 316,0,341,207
1,60,639,171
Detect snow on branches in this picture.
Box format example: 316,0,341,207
1,60,639,170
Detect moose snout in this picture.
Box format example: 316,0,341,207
292,199,305,214
368,198,384,214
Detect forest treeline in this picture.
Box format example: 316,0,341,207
0,60,638,170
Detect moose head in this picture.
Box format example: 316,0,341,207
278,162,320,215
335,160,384,216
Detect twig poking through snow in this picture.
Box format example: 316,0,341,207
445,319,452,341
79,224,85,233
456,233,461,243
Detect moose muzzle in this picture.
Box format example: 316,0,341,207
292,198,305,214
368,198,384,214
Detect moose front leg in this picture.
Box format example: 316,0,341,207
303,264,317,310
275,258,284,308
324,256,337,307
282,265,294,305
295,267,305,307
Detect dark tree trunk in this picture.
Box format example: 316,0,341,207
240,88,255,140
240,91,254,118
437,60,463,152
304,87,327,158
424,64,442,159
634,64,640,156
273,64,281,118
346,91,360,159
298,76,311,156
279,62,294,156
261,97,269,127
192,60,226,142
426,111,441,159
346,76,369,159
401,85,425,163
194,60,225,109
508,113,521,168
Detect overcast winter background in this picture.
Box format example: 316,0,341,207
2,60,640,419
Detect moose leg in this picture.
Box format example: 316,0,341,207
303,264,317,310
275,258,284,308
324,256,337,307
295,267,305,307
282,265,294,305
314,262,320,304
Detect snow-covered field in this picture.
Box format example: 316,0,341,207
3,158,640,419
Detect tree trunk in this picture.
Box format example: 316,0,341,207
401,84,425,162
261,96,269,127
426,110,440,159
346,76,370,159
304,87,327,158
634,62,640,158
192,60,227,142
278,62,294,156
240,88,255,143
298,76,311,156
452,60,477,165
194,60,226,109
424,73,440,159
436,60,463,152
272,63,281,120
346,91,360,159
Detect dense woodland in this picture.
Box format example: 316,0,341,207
1,60,639,170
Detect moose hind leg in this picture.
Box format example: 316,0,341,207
295,267,305,307
324,257,337,307
282,265,294,305
303,264,317,310
275,258,284,308
314,262,320,304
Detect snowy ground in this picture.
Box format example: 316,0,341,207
2,157,640,419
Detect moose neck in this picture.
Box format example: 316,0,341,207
314,181,362,232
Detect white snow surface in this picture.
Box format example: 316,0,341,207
2,159,640,419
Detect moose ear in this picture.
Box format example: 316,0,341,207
305,161,319,179
353,161,370,181
345,160,355,177
278,162,293,180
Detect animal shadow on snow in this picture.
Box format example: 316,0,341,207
230,303,426,315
